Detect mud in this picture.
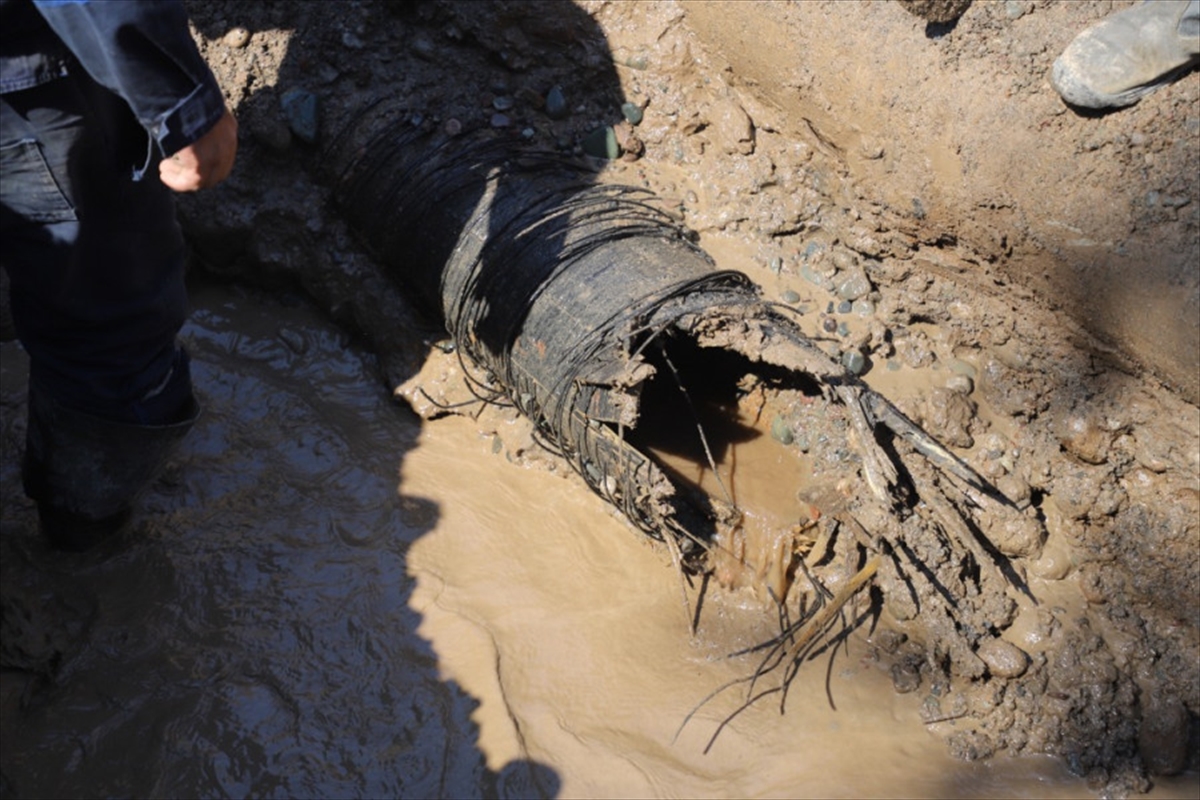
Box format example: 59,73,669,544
1,1,1198,797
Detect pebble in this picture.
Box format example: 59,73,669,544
842,350,866,375
891,662,921,693
224,27,251,48
410,34,436,61
800,263,830,289
945,374,974,395
837,321,850,337
822,317,838,334
769,257,783,274
976,638,1029,679
341,31,365,49
521,127,535,140
831,249,857,271
545,86,568,120
995,473,1030,508
837,268,872,301
583,126,620,159
990,513,1045,557
620,102,644,125
836,300,853,314
1029,539,1072,580
770,416,794,445
490,113,511,128
492,96,514,111
852,299,874,317
947,358,977,378
443,118,462,136
1004,0,1031,19
781,289,801,303
280,89,319,144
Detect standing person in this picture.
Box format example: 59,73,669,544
0,0,237,551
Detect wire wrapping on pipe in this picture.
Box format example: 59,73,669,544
326,106,776,556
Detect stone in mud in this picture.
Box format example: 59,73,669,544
280,89,319,144
1055,411,1112,465
981,511,1044,558
770,415,794,445
620,101,644,125
947,729,996,762
995,472,1030,508
613,121,644,162
1029,536,1073,580
709,94,755,155
544,85,568,119
976,637,1030,679
891,661,922,693
224,27,251,48
410,33,436,61
1004,0,1032,19
831,248,858,272
801,263,832,290
945,374,973,395
583,126,620,159
924,387,975,449
836,267,872,301
841,350,866,375
1078,563,1110,605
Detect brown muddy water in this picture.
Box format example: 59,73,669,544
2,277,1195,799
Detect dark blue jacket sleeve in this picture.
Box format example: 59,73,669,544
32,0,226,156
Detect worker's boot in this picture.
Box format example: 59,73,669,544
1051,0,1200,108
21,377,199,552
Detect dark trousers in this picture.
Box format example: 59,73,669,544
0,67,193,426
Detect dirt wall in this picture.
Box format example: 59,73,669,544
681,0,1199,403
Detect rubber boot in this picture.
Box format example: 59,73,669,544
21,380,199,552
1051,0,1200,109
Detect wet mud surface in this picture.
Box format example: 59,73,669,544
2,1,1198,797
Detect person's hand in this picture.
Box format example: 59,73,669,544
159,108,238,192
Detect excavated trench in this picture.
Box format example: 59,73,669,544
1,1,1197,798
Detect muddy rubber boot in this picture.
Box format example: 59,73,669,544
21,380,200,552
1051,0,1200,109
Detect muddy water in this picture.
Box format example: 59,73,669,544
1,278,1195,799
